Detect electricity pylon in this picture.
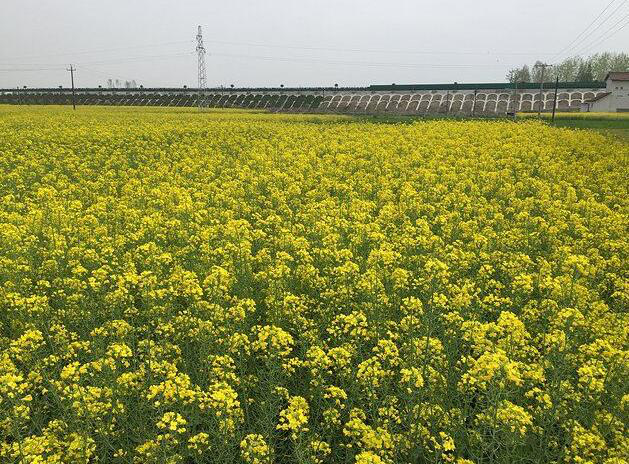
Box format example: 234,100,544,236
196,25,207,110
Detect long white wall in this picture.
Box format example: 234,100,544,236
0,87,609,115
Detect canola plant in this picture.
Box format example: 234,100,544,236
0,106,627,464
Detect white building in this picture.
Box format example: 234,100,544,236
581,72,629,112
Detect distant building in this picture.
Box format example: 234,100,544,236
581,72,629,112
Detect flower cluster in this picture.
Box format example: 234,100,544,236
0,106,627,463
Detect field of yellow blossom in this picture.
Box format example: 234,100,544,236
0,105,627,464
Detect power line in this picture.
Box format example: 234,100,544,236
0,40,194,63
0,66,66,72
210,51,515,69
0,51,194,70
205,38,555,57
77,51,194,66
556,0,628,61
574,15,629,56
554,0,618,57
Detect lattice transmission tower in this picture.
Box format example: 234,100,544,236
196,25,207,110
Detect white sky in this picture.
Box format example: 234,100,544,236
1,0,628,88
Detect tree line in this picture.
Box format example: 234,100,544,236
506,52,629,83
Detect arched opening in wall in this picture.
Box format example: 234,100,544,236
439,98,451,114
386,94,400,111
366,97,380,113
250,94,262,108
275,95,289,109
215,94,227,107
329,95,342,109
404,100,419,113
290,95,305,110
285,95,298,110
335,95,350,111
427,99,440,113
353,96,367,112
396,94,410,113
257,94,270,109
319,95,333,109
347,95,361,112
450,100,463,113
226,94,240,107
200,94,212,107
232,94,246,107
242,94,255,107
201,94,213,107
310,95,324,110
461,100,473,114
215,94,228,106
344,95,359,112
376,96,390,112
418,95,431,106
265,94,278,108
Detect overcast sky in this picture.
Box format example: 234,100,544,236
1,0,628,88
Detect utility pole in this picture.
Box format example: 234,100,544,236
196,25,207,111
66,65,76,110
472,89,477,117
535,63,550,118
511,80,518,120
551,76,559,123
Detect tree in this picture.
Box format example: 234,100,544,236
589,52,629,80
550,57,581,82
576,62,594,82
505,52,629,83
519,65,531,83
506,65,531,83
531,61,552,83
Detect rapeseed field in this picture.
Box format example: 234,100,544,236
0,106,627,464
